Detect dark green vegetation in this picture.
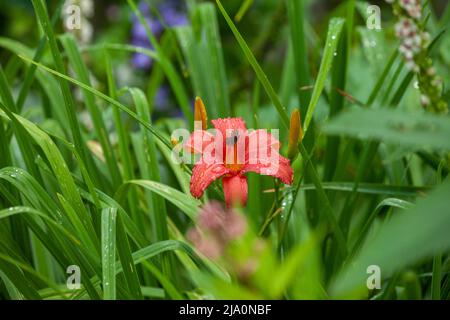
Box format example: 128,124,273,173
0,0,449,299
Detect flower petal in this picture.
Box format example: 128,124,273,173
222,174,248,207
243,154,293,185
211,117,247,138
190,162,230,198
246,129,280,162
183,130,214,154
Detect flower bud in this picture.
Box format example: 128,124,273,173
194,96,208,130
287,109,303,160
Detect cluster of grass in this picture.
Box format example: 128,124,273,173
0,0,449,300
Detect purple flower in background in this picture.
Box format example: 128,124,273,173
131,0,188,70
153,85,185,119
159,1,189,27
154,86,170,110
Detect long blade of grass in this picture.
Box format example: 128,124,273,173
129,87,172,277
215,0,289,128
234,0,254,22
0,258,41,299
115,180,200,220
116,240,208,275
303,18,345,133
0,109,98,250
127,0,193,126
31,0,100,187
199,3,230,117
176,25,220,118
0,69,42,180
115,213,143,299
60,34,121,189
101,208,117,300
324,20,348,181
19,55,173,150
298,182,429,197
0,206,81,246
286,0,312,110
299,144,347,257
16,0,64,111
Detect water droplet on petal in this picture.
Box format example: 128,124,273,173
212,167,223,174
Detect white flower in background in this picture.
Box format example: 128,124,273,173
399,0,422,19
385,0,421,20
395,18,421,71
63,0,94,44
79,18,93,44
78,0,94,18
420,95,430,107
393,18,431,72
385,0,447,113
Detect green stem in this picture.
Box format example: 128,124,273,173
432,254,442,300
299,144,347,258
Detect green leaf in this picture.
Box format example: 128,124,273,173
304,18,345,133
299,144,348,257
331,181,450,297
154,134,190,195
129,87,172,276
234,0,254,22
324,108,450,151
0,270,25,300
101,208,117,300
0,206,80,246
0,257,41,299
16,0,64,111
60,34,121,189
215,0,289,128
0,110,98,248
199,3,230,117
299,182,429,197
350,198,414,257
115,180,200,220
0,70,43,180
176,3,229,118
18,55,173,151
31,0,98,187
286,0,312,109
0,37,34,59
122,239,213,283
127,0,193,126
141,286,165,298
176,25,220,118
115,213,143,299
270,236,323,299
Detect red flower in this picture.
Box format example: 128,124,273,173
184,117,294,207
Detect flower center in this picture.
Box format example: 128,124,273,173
225,130,244,172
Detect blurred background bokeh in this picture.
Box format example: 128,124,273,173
1,0,448,121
